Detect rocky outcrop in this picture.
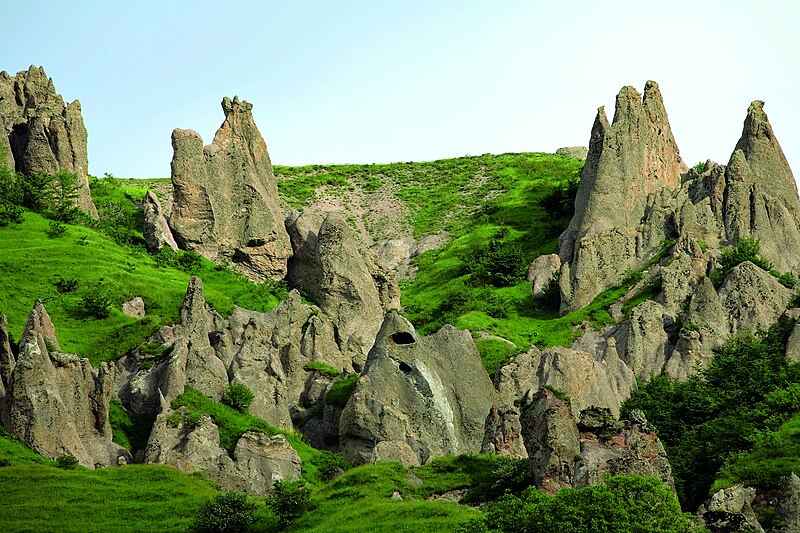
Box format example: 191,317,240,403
555,146,589,160
700,485,765,533
559,81,685,310
0,314,14,398
286,210,397,367
521,401,672,494
339,312,494,465
528,254,560,298
0,66,97,217
718,261,792,334
144,396,300,495
143,191,178,252
121,297,145,319
1,302,126,467
169,96,291,280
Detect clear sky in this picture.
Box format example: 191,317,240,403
1,0,797,178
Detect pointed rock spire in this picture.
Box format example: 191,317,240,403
558,81,685,310
21,300,59,357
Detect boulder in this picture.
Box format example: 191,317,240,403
555,146,589,160
718,261,792,334
481,404,528,458
700,485,764,533
1,302,126,467
559,81,685,310
339,312,494,465
528,254,561,298
0,67,97,217
142,191,178,252
168,96,291,280
121,297,145,319
614,300,670,380
521,389,580,493
144,398,300,496
779,473,800,533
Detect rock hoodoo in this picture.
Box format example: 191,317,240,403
142,191,178,252
339,312,495,466
0,66,97,217
168,96,291,280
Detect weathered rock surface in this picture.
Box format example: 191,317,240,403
0,314,14,401
339,312,494,465
0,302,126,467
528,254,560,298
700,485,765,533
169,96,291,280
555,146,589,160
718,261,792,334
144,397,300,495
121,297,145,319
0,66,97,217
143,191,178,252
559,81,685,310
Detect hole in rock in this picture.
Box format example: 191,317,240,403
398,361,413,374
390,331,415,345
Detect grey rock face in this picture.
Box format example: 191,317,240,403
779,473,800,533
0,66,97,217
528,254,561,298
555,146,589,160
121,297,145,319
144,401,300,495
614,300,670,381
559,81,685,310
339,312,494,465
143,191,178,252
0,314,14,402
169,96,291,281
700,485,764,533
1,302,126,467
718,261,792,334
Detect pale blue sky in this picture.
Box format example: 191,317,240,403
1,0,798,178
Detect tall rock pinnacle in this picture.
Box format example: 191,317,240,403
559,81,685,311
169,96,292,280
722,100,800,272
0,66,98,217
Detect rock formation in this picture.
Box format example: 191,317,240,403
0,302,126,467
142,191,178,252
528,254,560,298
169,96,291,280
339,312,494,466
0,66,97,217
559,81,686,310
555,146,589,160
699,485,765,533
144,394,301,495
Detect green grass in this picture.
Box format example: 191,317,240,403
0,432,217,533
172,388,328,485
0,211,284,365
303,360,341,378
288,462,479,533
325,374,359,408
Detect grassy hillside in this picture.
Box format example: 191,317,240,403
0,210,284,365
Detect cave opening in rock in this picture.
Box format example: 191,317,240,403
398,361,413,374
390,331,415,345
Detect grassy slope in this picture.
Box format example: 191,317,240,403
0,210,283,365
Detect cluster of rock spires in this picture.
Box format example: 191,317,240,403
0,66,97,217
3,70,800,530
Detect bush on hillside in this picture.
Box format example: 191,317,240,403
193,491,257,533
221,383,255,413
56,455,79,469
709,238,773,286
54,276,79,293
0,160,24,226
465,229,527,287
315,451,349,481
539,177,579,219
46,221,66,238
475,475,705,533
622,318,800,509
266,480,312,529
80,285,112,319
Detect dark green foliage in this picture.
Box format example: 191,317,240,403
21,172,55,211
0,154,24,226
46,220,66,238
480,475,705,533
49,170,82,222
692,161,708,174
0,202,23,226
266,480,312,529
325,374,359,408
79,284,113,319
709,238,773,286
221,383,255,413
534,272,561,312
539,176,579,218
153,247,203,273
622,318,800,508
193,492,257,533
56,455,79,469
315,451,349,481
54,276,79,293
109,400,155,451
464,229,527,287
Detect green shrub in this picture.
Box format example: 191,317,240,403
315,451,349,481
462,456,533,504
21,172,54,211
154,247,179,268
539,177,579,219
464,229,527,287
303,360,341,378
692,161,708,174
266,480,312,529
193,491,256,533
709,238,773,286
49,170,82,222
56,455,79,469
54,276,79,293
177,251,204,273
46,221,66,238
325,374,359,408
0,203,23,226
80,285,112,319
221,383,255,413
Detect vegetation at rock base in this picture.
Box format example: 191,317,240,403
222,383,257,413
194,492,258,533
266,480,313,529
622,318,800,510
324,374,359,408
